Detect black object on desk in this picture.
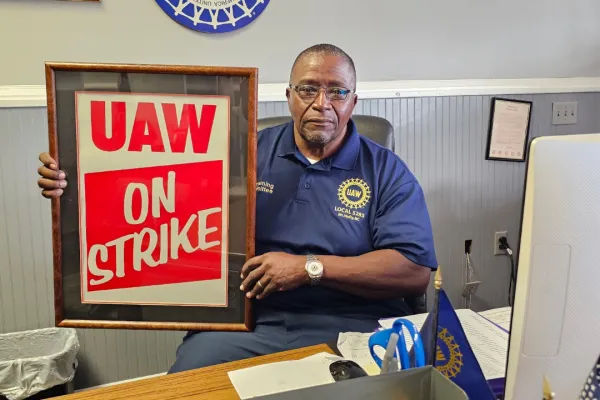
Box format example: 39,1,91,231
329,360,368,381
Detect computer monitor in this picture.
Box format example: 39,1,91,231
504,133,600,399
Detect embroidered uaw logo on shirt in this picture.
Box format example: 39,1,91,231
335,178,371,222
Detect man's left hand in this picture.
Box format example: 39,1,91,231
240,252,309,299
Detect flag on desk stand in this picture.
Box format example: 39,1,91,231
543,375,555,400
579,353,600,399
415,268,496,400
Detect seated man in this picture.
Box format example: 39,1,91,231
36,43,438,373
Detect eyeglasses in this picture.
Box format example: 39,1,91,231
289,84,353,101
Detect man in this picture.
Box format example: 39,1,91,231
36,44,438,373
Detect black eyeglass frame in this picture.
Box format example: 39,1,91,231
288,84,355,101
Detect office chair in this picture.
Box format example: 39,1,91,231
257,115,427,315
257,115,395,152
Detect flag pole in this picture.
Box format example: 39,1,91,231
428,267,442,366
542,375,555,400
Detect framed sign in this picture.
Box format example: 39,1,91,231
485,97,533,162
45,62,257,331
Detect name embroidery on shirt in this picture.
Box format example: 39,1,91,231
256,181,274,194
334,178,371,222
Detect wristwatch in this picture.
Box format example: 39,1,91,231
305,254,324,286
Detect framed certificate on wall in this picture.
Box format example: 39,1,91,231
486,97,533,162
45,61,257,331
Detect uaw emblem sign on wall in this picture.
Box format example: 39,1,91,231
155,0,270,33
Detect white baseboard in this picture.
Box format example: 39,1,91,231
2,77,600,108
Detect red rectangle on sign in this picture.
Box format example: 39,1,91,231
83,161,224,292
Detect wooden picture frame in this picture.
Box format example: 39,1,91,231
485,97,533,162
45,62,257,331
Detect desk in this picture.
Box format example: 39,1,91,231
56,344,335,400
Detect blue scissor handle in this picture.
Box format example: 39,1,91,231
368,318,425,370
368,329,398,368
392,318,425,369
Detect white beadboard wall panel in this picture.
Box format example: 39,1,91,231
1,92,599,388
258,93,600,309
0,107,185,389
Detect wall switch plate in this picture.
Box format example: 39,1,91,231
552,102,578,125
494,231,507,255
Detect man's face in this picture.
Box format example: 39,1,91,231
286,54,358,146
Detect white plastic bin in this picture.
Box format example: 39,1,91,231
0,328,79,400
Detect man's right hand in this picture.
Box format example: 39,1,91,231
37,152,67,199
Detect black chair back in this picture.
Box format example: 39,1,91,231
257,115,427,315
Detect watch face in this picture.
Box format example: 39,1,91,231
307,261,323,276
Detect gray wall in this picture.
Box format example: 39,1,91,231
1,0,600,86
1,92,599,388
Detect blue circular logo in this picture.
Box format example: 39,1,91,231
155,0,270,34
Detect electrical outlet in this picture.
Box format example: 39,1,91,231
462,281,481,298
552,102,578,125
494,231,507,255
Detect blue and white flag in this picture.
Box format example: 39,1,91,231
417,288,496,400
580,354,600,400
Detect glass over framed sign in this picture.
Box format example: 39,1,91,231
45,62,257,331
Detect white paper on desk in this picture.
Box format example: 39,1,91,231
227,352,341,399
479,306,512,331
337,332,382,376
378,309,508,380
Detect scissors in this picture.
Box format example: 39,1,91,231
368,318,426,371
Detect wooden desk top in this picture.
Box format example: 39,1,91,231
57,344,335,400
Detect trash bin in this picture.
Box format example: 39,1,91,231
0,328,79,400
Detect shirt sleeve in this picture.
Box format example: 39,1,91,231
372,177,438,269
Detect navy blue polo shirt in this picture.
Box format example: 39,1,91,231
254,119,437,319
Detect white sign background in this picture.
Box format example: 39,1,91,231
75,91,230,307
